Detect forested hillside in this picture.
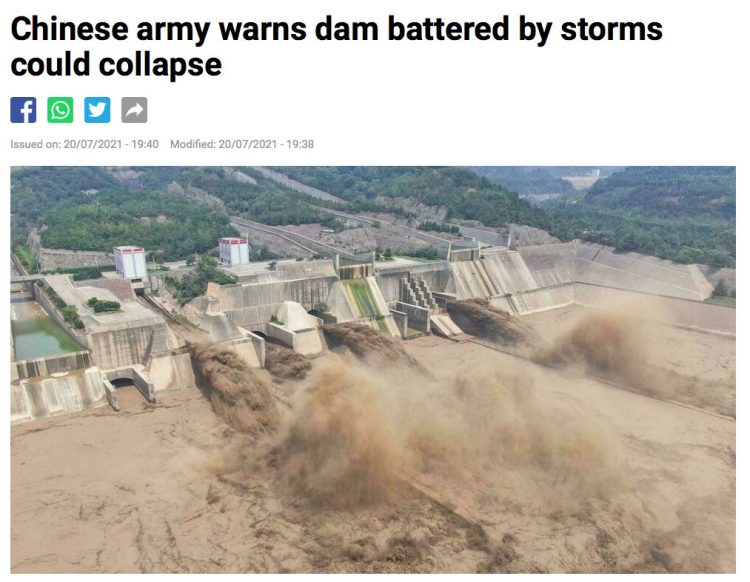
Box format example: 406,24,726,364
465,167,575,195
275,166,550,229
580,166,735,219
11,167,340,260
11,165,735,268
545,167,736,266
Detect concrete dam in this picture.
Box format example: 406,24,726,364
10,238,732,424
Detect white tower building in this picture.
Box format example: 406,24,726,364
218,237,250,266
114,246,147,279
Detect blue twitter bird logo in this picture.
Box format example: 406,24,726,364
84,97,110,123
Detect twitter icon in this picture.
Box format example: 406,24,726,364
84,97,110,123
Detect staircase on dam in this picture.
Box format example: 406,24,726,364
394,275,465,338
399,276,439,313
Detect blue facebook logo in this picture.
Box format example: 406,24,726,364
10,97,37,123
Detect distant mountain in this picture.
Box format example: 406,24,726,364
580,166,735,220
464,167,574,195
545,167,736,266
464,167,624,196
11,165,735,268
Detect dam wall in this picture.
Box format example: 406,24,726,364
573,283,735,335
87,321,177,370
340,277,392,319
575,243,713,301
446,242,716,306
209,276,336,312
11,367,109,424
375,261,454,303
394,301,431,333
15,350,91,380
508,284,576,315
267,323,325,356
451,251,537,299
148,352,197,393
518,242,577,287
220,335,266,368
337,277,401,336
207,240,728,343
201,312,243,342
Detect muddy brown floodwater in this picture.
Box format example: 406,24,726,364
11,306,735,573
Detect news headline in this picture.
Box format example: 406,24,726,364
10,14,664,82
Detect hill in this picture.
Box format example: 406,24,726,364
464,167,625,196
274,166,550,229
545,167,736,266
11,165,735,269
464,167,575,195
581,166,735,220
10,167,342,261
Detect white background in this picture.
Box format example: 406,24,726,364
1,0,747,576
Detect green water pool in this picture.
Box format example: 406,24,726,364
12,318,82,360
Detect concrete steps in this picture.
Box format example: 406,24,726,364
400,276,439,312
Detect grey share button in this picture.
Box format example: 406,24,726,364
121,97,148,123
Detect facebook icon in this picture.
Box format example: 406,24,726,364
11,97,37,123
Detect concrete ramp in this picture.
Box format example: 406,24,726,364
508,284,575,315
430,313,463,338
575,243,713,301
518,242,577,287
451,251,537,299
574,283,735,335
292,329,326,356
148,352,197,393
340,277,391,318
274,301,320,331
355,316,402,337
451,259,501,298
201,312,243,342
266,301,326,356
480,251,538,293
336,277,401,337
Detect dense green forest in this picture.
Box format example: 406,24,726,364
11,165,736,268
578,166,735,220
275,166,551,229
10,167,342,261
277,166,735,267
154,167,342,228
465,167,625,194
544,167,736,266
41,197,235,261
464,167,576,195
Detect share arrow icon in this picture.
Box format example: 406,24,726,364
126,103,143,117
121,97,148,123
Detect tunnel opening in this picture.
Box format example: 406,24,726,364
109,377,148,410
110,378,136,389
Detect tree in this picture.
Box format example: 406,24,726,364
712,279,728,298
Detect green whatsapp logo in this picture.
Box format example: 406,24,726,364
47,97,74,123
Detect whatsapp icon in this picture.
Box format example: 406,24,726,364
47,97,74,123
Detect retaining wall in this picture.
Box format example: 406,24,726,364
395,301,431,333
15,350,91,380
11,367,108,424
